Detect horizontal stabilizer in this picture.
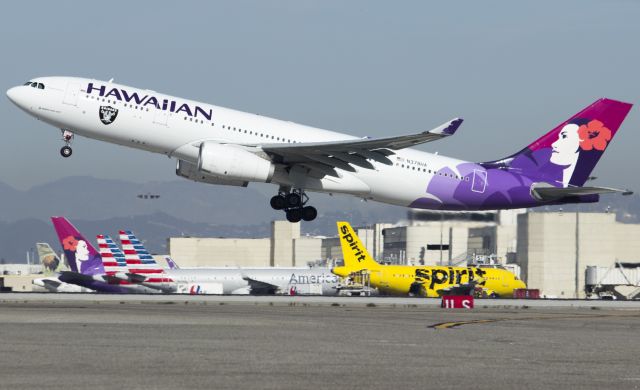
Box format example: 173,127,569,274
125,273,147,284
531,183,632,201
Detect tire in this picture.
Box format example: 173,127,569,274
301,206,318,221
285,193,302,208
286,208,302,223
270,195,286,210
60,146,72,158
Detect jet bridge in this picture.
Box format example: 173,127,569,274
585,263,640,300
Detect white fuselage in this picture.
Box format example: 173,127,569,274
167,267,341,295
7,77,486,209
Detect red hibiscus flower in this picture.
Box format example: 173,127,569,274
62,235,78,252
578,120,611,151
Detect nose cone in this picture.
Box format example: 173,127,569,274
6,86,19,104
6,86,29,110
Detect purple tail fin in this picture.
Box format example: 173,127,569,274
165,257,180,270
483,98,632,187
51,217,104,276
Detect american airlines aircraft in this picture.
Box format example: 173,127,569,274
7,77,633,222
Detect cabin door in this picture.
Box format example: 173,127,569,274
471,170,487,193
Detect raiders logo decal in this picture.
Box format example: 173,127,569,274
99,106,118,125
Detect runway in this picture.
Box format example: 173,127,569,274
0,295,639,389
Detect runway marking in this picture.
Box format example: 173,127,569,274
429,313,640,329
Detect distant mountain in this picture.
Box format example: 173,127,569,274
0,176,406,262
0,176,405,225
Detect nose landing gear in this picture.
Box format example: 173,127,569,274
60,130,74,158
270,188,318,222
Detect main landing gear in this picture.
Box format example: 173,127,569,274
270,188,318,223
60,129,74,158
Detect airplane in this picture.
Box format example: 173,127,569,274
95,234,170,293
50,216,162,293
7,78,633,222
32,242,92,293
124,230,341,295
332,221,527,298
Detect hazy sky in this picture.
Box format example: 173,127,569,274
1,0,638,191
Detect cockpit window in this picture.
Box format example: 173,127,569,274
25,82,44,89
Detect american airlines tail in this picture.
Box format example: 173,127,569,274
119,230,174,290
483,98,633,188
51,217,104,276
96,234,131,283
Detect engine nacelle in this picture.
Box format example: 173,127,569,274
176,160,248,187
197,142,275,183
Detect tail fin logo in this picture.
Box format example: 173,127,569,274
61,235,100,274
482,99,632,188
339,224,367,263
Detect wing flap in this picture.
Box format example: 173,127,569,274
260,117,462,174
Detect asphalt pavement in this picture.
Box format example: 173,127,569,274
0,296,638,389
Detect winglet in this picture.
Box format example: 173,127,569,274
429,118,463,136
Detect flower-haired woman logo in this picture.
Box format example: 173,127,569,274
550,119,611,187
62,235,90,273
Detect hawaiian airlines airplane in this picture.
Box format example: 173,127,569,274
50,217,160,293
7,78,633,222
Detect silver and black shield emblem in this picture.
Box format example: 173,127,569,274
99,106,118,125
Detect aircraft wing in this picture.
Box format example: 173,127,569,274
259,118,463,176
242,276,280,295
531,184,632,201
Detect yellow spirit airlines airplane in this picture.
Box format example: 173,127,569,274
6,77,632,222
332,222,526,297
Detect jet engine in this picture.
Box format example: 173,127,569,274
176,160,248,187
197,142,275,183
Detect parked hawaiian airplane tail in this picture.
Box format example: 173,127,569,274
482,98,633,189
332,221,381,278
51,217,105,276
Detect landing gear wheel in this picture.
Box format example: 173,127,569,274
60,146,73,158
301,206,317,221
270,195,286,210
285,193,302,208
286,208,302,223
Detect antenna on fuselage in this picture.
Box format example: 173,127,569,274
108,78,114,83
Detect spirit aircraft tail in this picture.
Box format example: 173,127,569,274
332,221,380,277
483,98,633,188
